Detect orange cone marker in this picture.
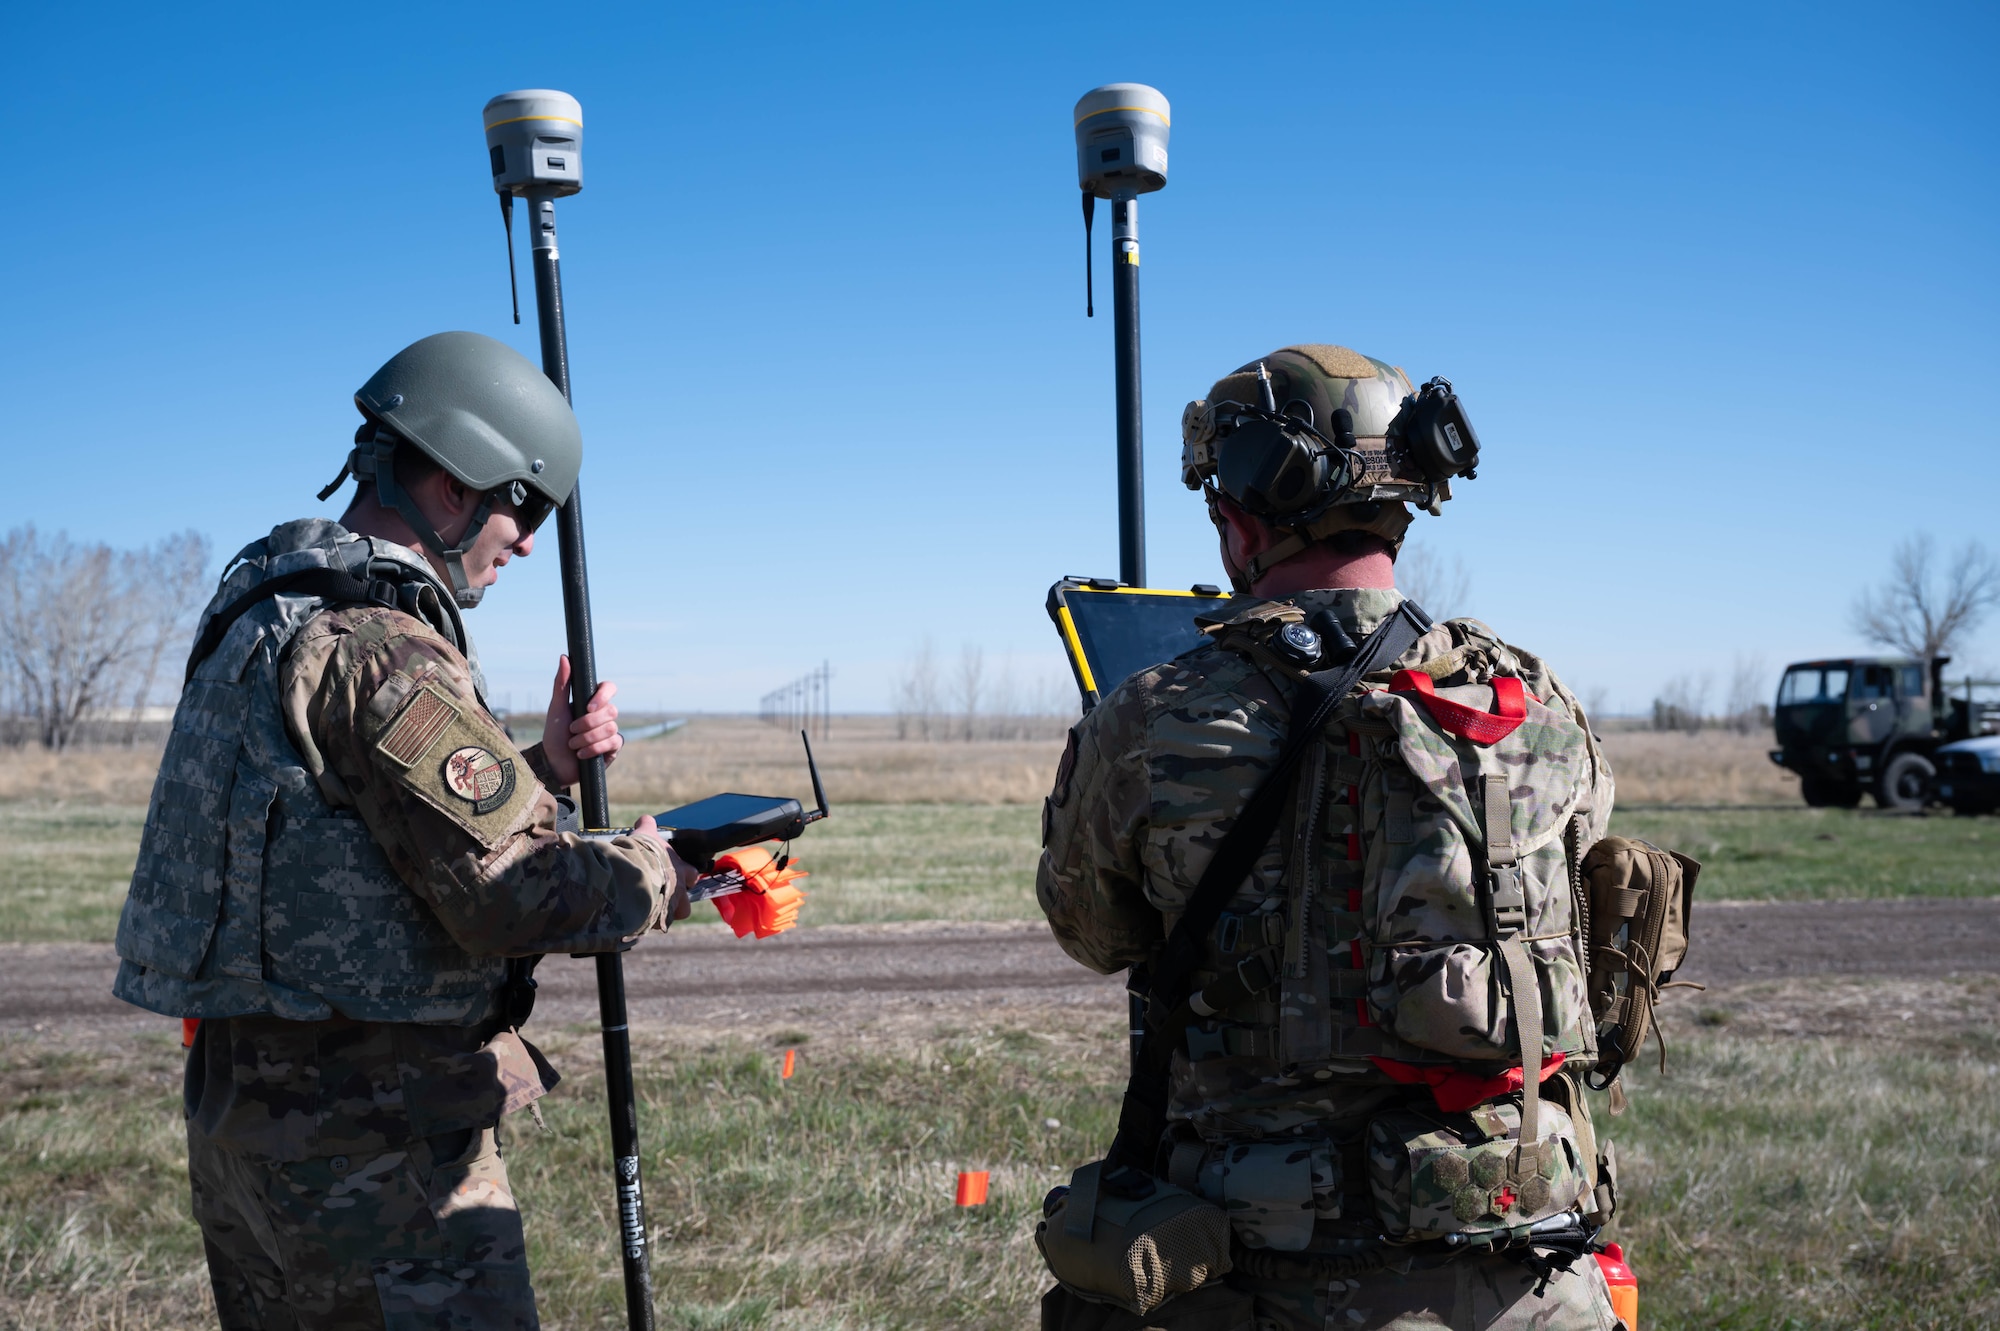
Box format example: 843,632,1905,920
955,1170,990,1206
781,1048,796,1079
181,1018,201,1049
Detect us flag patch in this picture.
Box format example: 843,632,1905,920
378,684,460,767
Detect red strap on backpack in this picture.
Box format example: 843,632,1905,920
1390,671,1530,745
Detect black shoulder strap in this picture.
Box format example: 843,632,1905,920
182,567,379,685
1106,598,1432,1176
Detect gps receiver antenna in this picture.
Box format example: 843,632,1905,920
499,194,521,324
484,89,657,1331
1073,83,1170,590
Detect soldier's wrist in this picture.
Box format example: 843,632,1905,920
520,742,570,794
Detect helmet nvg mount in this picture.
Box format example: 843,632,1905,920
1180,344,1483,586
318,331,583,607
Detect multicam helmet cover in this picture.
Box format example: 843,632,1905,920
1182,345,1455,576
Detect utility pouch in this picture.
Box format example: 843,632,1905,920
1581,836,1700,1080
1365,1099,1587,1241
1036,1162,1233,1317
1193,1139,1341,1251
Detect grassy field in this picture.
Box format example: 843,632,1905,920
3,727,1994,1328
1611,807,2000,901
0,715,1803,810
4,800,1994,945
3,980,1996,1330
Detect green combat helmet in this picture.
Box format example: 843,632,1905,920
1180,344,1481,588
317,331,582,606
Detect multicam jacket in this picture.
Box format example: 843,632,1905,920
1037,587,1616,1248
114,519,672,1158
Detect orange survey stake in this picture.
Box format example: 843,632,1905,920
707,846,808,938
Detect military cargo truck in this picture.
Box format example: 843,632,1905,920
1770,657,2000,809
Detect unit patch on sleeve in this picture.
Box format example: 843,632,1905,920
440,745,517,816
373,681,538,841
377,684,461,768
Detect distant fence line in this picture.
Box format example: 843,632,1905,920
760,662,832,742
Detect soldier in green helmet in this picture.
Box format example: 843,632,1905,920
113,331,694,1330
1036,346,1634,1329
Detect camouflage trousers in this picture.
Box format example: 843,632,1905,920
1240,1251,1622,1331
188,1122,539,1330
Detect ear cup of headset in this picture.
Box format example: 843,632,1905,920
1216,417,1330,518
1396,378,1482,481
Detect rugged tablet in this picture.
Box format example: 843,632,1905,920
1046,576,1232,712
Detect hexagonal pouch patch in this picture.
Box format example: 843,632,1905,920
1365,1098,1586,1240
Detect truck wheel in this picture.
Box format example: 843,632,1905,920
1801,778,1863,808
1875,753,1935,811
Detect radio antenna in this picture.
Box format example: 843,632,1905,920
498,195,521,324
800,729,830,824
1073,83,1170,590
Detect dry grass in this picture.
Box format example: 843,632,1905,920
602,715,1066,808
1597,727,1802,807
0,743,165,806
0,717,1806,811
3,981,1998,1329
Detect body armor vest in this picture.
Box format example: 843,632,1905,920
113,519,507,1024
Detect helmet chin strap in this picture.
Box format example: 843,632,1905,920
345,429,497,609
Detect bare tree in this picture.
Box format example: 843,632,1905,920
1723,653,1772,735
0,526,211,750
893,640,941,740
954,644,985,742
1575,683,1612,729
1851,535,2000,660
118,530,213,744
1652,672,1712,735
1397,543,1471,621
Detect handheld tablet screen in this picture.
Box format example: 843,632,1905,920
1047,579,1232,712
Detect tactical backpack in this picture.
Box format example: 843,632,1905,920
1038,600,1698,1316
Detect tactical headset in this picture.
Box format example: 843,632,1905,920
1201,363,1483,526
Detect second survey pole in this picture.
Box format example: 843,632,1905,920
1110,197,1145,588
1074,83,1171,589
484,88,657,1331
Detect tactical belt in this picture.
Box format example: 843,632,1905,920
1104,600,1432,1182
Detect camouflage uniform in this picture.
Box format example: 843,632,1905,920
1038,587,1623,1331
116,520,673,1330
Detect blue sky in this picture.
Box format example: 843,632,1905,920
5,1,1995,716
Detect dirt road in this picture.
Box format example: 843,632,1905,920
6,899,1998,1032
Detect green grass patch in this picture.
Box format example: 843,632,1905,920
1616,1018,2000,1328
1612,807,2000,900
1,803,1992,948
0,805,147,944
618,803,1042,927
3,999,1997,1329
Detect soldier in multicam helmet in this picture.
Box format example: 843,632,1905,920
113,331,695,1330
1037,346,1629,1329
